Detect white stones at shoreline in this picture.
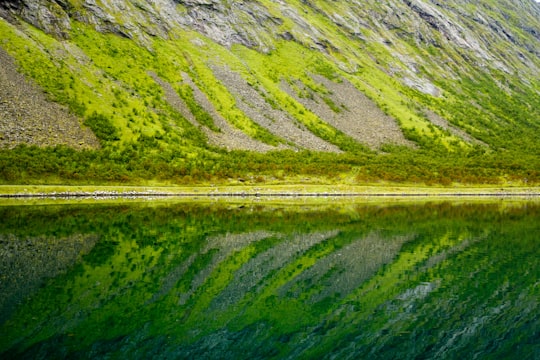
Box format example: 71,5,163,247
2,190,540,199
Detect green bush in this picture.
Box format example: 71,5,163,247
84,112,120,143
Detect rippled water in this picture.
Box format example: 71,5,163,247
0,199,538,359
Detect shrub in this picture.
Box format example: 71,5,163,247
84,112,120,143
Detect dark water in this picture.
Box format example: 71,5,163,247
0,199,538,359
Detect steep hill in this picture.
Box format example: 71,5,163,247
0,0,539,185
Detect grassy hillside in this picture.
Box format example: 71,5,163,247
0,0,539,186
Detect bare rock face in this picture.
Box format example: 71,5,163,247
403,0,492,60
174,0,282,52
0,0,72,39
1,0,538,75
0,0,329,53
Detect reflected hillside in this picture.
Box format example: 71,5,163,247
0,200,538,359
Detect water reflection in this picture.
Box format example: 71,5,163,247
0,200,538,359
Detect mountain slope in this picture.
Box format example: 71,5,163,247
0,0,539,185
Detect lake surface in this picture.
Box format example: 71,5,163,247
0,198,538,359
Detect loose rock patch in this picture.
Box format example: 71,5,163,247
282,74,414,149
0,47,99,149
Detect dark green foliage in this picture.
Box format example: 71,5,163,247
1,141,539,185
84,112,120,142
322,96,342,113
311,58,339,80
430,73,540,154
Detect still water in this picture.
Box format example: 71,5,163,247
0,198,538,359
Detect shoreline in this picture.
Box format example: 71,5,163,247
1,185,539,199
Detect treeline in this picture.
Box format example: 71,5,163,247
0,143,537,186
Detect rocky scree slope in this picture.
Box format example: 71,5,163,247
0,0,539,155
0,46,99,149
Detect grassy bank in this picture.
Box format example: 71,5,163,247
1,184,539,197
